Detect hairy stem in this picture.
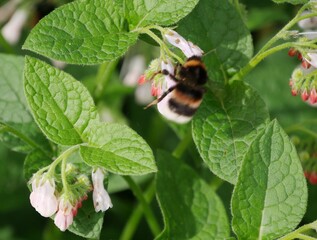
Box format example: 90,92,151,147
278,220,317,240
94,60,119,102
123,176,161,237
119,180,156,240
232,2,317,81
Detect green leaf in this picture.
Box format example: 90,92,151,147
80,123,157,175
0,54,50,153
156,151,230,240
125,0,199,29
24,56,99,145
23,0,138,64
177,0,253,83
231,120,307,240
69,195,104,239
192,81,269,184
272,0,308,4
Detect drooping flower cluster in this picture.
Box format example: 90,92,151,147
29,167,112,232
289,65,317,104
288,11,317,104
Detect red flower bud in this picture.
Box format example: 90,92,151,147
309,172,317,184
304,171,311,179
297,53,303,61
301,60,311,69
291,89,298,96
288,48,297,57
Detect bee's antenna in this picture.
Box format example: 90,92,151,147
203,48,217,57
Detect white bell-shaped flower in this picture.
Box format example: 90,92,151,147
29,176,58,217
298,11,317,30
164,29,204,58
1,9,28,44
54,197,75,232
92,168,113,212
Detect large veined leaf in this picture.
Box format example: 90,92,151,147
24,56,99,145
0,54,50,153
192,80,269,184
232,120,307,240
23,0,138,64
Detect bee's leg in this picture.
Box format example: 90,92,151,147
162,69,179,82
144,85,176,109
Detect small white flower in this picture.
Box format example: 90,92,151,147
298,11,317,30
122,55,146,86
0,0,21,24
29,176,58,217
164,29,204,58
1,9,28,45
54,197,75,232
298,31,317,40
92,168,112,212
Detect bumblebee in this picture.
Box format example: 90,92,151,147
147,56,208,124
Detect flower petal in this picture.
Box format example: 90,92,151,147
164,29,203,58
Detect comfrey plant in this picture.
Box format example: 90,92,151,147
3,0,317,239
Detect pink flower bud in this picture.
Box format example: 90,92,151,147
151,84,161,97
301,90,310,101
291,89,298,96
92,168,112,212
54,197,75,231
29,176,58,217
138,75,146,85
309,88,317,104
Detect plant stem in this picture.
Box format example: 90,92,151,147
123,176,161,237
285,125,317,138
136,28,184,64
172,129,193,158
232,42,292,80
296,234,317,240
45,145,80,176
94,60,119,101
231,40,315,81
278,220,317,240
232,2,317,81
119,180,156,240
